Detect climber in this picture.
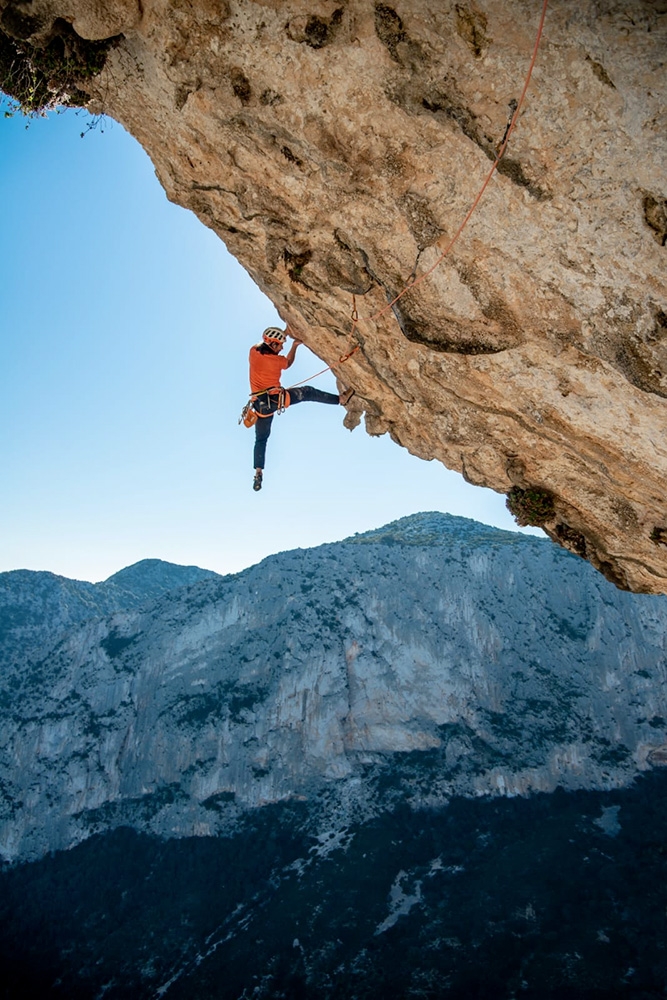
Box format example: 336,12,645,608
249,326,354,491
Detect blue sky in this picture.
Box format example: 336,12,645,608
0,107,540,582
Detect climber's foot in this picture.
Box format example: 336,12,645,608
339,388,356,406
253,470,263,492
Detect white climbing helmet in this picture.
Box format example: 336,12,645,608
262,327,287,345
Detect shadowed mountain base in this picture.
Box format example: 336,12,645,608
2,770,666,999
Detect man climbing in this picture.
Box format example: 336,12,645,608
249,326,354,491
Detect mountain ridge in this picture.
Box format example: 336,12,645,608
1,512,667,996
0,511,538,667
345,510,544,547
1,513,666,865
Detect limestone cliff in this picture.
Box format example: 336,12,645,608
2,513,666,864
1,0,666,591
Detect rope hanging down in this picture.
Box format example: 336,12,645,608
285,0,549,391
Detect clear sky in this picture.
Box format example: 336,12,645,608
0,106,541,583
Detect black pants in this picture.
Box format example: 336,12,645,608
253,386,339,469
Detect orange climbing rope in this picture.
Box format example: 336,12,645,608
366,0,550,329
284,0,549,392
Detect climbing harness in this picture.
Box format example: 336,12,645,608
240,0,549,426
238,387,288,427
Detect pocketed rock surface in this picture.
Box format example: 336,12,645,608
2,0,666,590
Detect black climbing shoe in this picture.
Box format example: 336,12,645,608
253,470,263,492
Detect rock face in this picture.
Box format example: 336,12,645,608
2,0,666,591
2,513,666,864
0,559,218,670
2,517,667,998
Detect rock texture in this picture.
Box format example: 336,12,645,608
2,513,666,864
1,0,667,591
0,559,218,670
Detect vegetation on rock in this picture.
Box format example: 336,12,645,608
2,774,667,998
0,19,118,115
506,486,556,527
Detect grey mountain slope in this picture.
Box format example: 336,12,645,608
346,510,528,546
0,559,220,671
1,513,666,863
101,558,220,603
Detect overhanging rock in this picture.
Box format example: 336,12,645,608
2,0,665,591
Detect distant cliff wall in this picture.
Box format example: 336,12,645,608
1,0,666,591
2,514,666,863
